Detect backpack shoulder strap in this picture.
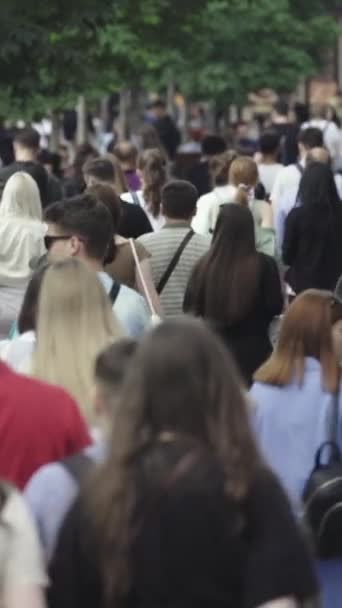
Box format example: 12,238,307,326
130,190,140,206
61,452,94,485
109,281,121,304
157,230,195,295
296,163,304,176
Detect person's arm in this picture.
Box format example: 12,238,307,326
243,469,319,608
282,210,298,267
3,492,48,608
135,258,163,318
192,195,211,235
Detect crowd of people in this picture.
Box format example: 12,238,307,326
0,98,342,607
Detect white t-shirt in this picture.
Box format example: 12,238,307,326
192,185,237,235
257,163,283,196
271,163,304,208
0,490,47,607
121,190,165,232
302,119,341,164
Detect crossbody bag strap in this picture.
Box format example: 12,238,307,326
329,385,340,444
129,238,156,317
157,230,195,295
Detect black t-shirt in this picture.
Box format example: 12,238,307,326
271,122,300,166
48,443,317,608
187,160,211,197
118,199,153,239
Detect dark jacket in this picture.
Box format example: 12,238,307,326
283,205,342,294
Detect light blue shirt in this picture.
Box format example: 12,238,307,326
24,442,106,563
98,271,150,338
250,357,342,608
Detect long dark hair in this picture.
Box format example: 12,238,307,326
18,263,49,334
138,148,167,218
185,204,260,326
87,318,261,605
298,162,341,222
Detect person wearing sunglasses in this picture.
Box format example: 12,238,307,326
43,193,150,338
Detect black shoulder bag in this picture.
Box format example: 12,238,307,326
302,388,342,558
157,230,195,295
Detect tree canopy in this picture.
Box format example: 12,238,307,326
0,0,340,118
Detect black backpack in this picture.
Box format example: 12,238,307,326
302,391,342,559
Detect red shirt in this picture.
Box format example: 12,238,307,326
0,363,90,489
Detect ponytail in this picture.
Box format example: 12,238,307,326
138,149,167,218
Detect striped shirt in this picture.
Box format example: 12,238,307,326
138,223,211,317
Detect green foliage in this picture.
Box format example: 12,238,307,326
0,0,340,118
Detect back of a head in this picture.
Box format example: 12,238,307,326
105,154,128,195
14,127,40,151
255,289,342,392
306,147,330,166
113,142,138,168
110,317,260,488
74,144,99,175
209,150,237,186
201,135,227,157
83,157,115,185
259,130,281,156
229,156,258,188
87,183,122,232
44,193,114,263
33,258,121,422
195,204,259,326
273,100,289,118
138,148,167,217
298,162,340,211
161,180,198,220
95,338,138,408
213,203,256,256
0,172,42,221
298,127,324,151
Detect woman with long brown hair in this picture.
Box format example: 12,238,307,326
48,318,317,608
121,148,168,231
184,203,283,385
251,290,342,608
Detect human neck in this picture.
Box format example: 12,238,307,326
260,154,278,165
165,217,192,226
15,148,36,162
80,255,103,272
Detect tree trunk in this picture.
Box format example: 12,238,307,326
76,95,88,145
118,88,130,140
50,110,60,153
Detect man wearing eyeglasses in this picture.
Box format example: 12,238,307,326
44,193,151,338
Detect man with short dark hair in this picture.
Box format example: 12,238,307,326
0,127,62,206
257,130,283,197
25,338,137,562
149,98,180,160
271,127,323,208
271,100,299,165
44,193,150,337
83,156,152,238
187,134,227,197
138,180,210,316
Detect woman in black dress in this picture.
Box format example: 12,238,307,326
184,203,283,385
48,318,317,608
283,162,342,294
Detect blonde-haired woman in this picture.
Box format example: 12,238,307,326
31,258,122,426
0,172,45,338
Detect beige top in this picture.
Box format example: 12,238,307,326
0,490,47,608
105,237,150,289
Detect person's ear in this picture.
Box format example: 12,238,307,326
69,235,82,257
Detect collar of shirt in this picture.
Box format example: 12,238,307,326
163,221,192,229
